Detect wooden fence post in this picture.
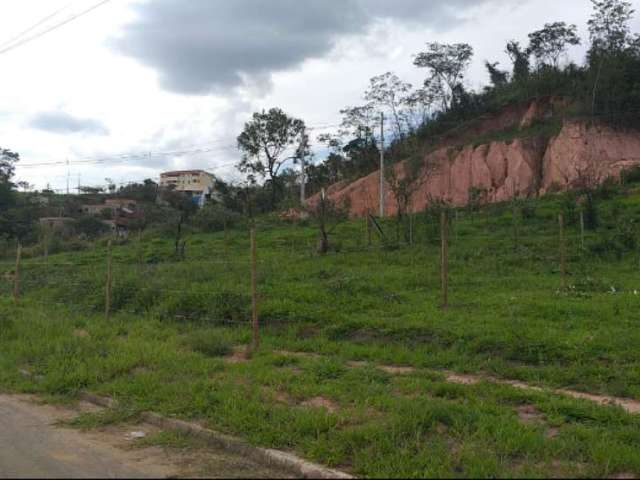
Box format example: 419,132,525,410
440,211,449,308
105,240,113,319
409,209,414,246
580,211,585,251
559,214,567,289
43,233,49,273
512,203,519,250
13,243,22,302
250,226,259,353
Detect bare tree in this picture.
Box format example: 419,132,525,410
307,189,348,255
385,139,434,242
364,72,412,139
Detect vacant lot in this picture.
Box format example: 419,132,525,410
2,186,640,477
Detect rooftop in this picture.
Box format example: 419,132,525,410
160,170,214,177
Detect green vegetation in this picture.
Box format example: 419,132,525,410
2,180,640,477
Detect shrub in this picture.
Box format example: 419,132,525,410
624,166,640,184
73,216,110,239
192,205,242,233
184,330,233,357
159,289,249,324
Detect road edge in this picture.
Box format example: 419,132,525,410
78,392,353,479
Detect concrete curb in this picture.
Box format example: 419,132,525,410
78,392,353,479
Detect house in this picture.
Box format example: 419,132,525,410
159,170,216,207
81,204,110,216
80,198,143,237
82,199,139,217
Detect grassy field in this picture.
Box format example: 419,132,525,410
1,184,640,477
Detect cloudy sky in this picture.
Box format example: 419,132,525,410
0,0,638,192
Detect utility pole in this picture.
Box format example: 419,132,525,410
66,158,70,195
299,128,308,207
379,112,385,218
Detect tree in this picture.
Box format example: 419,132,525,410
336,104,380,178
307,189,348,255
364,72,412,139
385,139,432,243
588,0,636,114
105,178,117,194
402,80,439,131
117,179,158,203
589,0,634,54
159,187,198,258
506,40,531,83
413,42,474,111
0,148,20,239
237,108,307,208
0,148,19,209
485,61,509,88
73,216,109,239
528,22,581,68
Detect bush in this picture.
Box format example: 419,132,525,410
623,166,640,184
192,205,242,233
73,216,110,239
159,288,249,324
184,330,233,357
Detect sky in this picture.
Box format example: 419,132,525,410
0,0,639,193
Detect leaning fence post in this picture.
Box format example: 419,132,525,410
13,243,22,302
105,240,113,319
440,211,449,308
559,213,566,284
250,225,259,353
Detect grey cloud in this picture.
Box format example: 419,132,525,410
113,0,498,95
29,111,109,136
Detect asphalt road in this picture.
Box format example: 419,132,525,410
0,394,290,479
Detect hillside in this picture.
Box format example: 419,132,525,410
311,98,640,217
2,181,640,477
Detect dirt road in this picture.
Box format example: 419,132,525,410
0,394,289,479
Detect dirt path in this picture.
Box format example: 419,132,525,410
0,395,290,479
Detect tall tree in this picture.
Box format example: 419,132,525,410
0,148,19,238
0,148,18,206
588,0,636,114
505,40,531,83
403,80,439,131
413,42,474,111
364,72,412,139
589,0,635,54
237,108,307,208
485,61,509,88
528,22,581,68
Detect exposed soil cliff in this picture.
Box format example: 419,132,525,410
309,100,640,217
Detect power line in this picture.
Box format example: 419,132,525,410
0,0,112,57
0,1,75,51
17,143,239,169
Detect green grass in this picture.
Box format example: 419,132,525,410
2,184,640,477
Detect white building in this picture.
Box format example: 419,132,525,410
159,170,217,207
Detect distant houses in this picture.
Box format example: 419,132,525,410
159,170,216,208
79,198,143,237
